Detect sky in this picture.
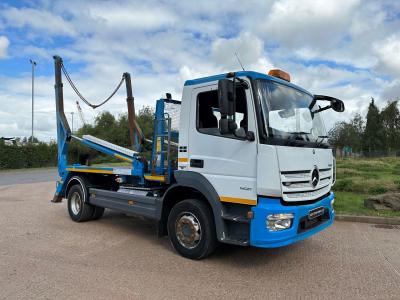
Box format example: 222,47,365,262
0,0,400,141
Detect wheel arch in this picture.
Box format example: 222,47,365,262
65,175,89,203
159,171,226,241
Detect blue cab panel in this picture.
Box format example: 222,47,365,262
250,193,334,248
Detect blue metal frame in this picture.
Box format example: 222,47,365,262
150,99,166,176
54,112,71,199
184,71,312,97
250,192,335,248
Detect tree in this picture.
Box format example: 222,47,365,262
349,113,364,152
117,106,155,149
363,98,384,156
380,101,400,153
328,114,364,153
75,106,155,154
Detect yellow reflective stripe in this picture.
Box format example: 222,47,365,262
114,153,133,163
66,168,114,175
144,175,166,182
220,196,257,205
178,157,189,163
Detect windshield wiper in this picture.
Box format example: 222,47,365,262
289,131,310,135
315,135,328,148
288,132,310,141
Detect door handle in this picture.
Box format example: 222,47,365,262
190,159,204,168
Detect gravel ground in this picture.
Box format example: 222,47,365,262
0,182,399,299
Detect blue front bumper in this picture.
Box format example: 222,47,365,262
250,192,334,248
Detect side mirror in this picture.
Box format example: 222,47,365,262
331,99,345,112
218,79,235,116
312,95,345,114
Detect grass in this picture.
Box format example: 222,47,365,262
333,157,400,217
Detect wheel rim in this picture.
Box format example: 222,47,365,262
70,192,82,215
175,212,202,249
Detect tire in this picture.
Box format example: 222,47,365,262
167,199,217,259
67,184,94,222
91,206,105,220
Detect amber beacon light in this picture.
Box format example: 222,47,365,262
268,69,291,82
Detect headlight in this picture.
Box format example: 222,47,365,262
267,213,294,231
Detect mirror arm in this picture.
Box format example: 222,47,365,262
226,72,249,89
308,98,317,110
235,77,249,89
311,105,332,116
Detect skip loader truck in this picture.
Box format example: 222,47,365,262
52,55,345,259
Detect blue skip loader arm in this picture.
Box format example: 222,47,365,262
52,55,72,203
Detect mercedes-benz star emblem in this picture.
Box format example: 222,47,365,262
311,167,319,188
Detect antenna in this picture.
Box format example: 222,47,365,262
234,52,245,71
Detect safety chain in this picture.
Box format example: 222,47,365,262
61,62,125,109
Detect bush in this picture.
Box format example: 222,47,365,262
368,186,387,195
0,143,58,170
333,178,354,192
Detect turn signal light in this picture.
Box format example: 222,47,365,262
268,69,291,82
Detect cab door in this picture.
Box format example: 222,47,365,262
187,80,258,205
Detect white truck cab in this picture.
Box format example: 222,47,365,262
176,70,341,248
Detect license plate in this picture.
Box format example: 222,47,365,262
308,207,325,220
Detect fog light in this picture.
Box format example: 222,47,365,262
267,213,294,231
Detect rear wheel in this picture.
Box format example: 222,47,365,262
67,184,94,222
167,199,217,259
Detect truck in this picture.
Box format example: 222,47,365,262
52,55,345,259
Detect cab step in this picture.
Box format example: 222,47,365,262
222,236,249,246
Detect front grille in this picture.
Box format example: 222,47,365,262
281,168,332,202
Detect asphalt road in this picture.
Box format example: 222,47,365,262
1,182,400,299
0,168,58,186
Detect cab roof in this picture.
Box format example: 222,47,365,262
184,71,312,96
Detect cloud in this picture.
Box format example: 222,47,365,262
374,34,400,77
211,32,272,72
381,80,400,101
0,7,76,37
0,35,9,58
261,0,361,49
88,4,176,31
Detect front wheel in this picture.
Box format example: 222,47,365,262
167,199,217,259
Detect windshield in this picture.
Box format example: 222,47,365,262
255,79,327,144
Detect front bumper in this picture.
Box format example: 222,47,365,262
250,192,334,248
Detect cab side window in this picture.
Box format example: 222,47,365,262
197,87,248,137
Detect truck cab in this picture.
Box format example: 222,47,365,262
175,70,341,249
53,55,344,259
